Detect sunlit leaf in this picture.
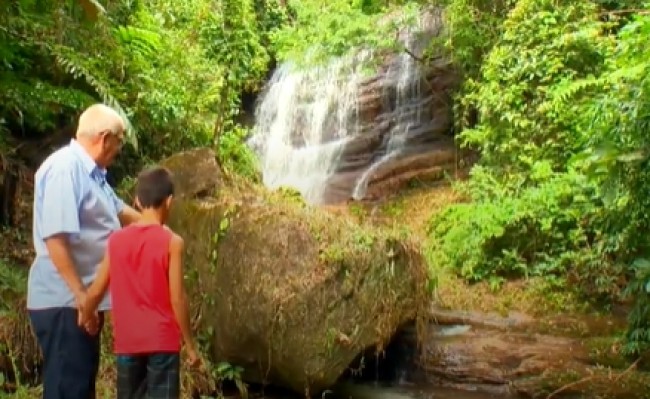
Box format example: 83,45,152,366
616,150,647,163
78,0,106,21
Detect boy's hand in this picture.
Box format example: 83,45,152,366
83,312,101,336
185,346,201,368
77,308,100,336
76,293,100,336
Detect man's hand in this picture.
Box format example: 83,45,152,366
75,289,87,325
118,204,141,227
74,289,86,308
75,290,87,325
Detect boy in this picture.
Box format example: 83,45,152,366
79,166,199,399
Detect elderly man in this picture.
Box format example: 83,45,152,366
27,103,141,399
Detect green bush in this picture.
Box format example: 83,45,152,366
429,0,650,354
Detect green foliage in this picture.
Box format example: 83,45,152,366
431,172,576,280
575,12,650,355
0,258,29,394
0,1,98,136
441,0,517,78
429,0,615,285
270,0,420,65
459,0,612,178
216,124,260,181
0,258,26,316
429,0,517,133
626,258,650,355
214,361,247,399
428,169,626,300
0,0,279,181
198,0,275,137
430,0,650,355
533,8,650,354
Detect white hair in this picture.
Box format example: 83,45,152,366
76,103,125,138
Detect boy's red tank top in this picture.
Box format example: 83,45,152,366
107,224,181,354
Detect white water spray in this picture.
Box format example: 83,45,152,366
248,51,373,204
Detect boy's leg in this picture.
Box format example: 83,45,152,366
116,355,147,399
146,353,181,399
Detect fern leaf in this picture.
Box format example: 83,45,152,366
51,47,138,150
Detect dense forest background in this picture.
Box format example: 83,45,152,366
2,0,650,361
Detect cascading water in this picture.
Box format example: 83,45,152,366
350,25,425,200
248,9,456,205
247,51,373,204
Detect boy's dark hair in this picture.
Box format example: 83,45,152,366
135,166,174,209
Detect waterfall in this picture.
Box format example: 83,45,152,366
247,51,373,204
248,9,454,205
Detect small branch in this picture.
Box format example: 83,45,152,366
403,47,424,62
546,357,642,399
613,357,641,382
600,9,650,16
545,375,595,399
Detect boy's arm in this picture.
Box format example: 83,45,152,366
77,250,110,330
84,250,111,316
168,234,197,353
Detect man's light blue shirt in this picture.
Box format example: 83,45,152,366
27,139,125,311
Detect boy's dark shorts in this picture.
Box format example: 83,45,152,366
116,352,180,399
28,308,105,399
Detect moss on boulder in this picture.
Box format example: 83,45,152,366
159,147,223,199
167,177,428,394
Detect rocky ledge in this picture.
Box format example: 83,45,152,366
403,307,650,399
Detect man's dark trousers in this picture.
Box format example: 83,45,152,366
29,308,105,399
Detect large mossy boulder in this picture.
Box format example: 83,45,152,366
165,151,429,395
159,147,223,199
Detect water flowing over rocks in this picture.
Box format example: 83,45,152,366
248,8,462,205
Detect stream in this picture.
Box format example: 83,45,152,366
253,322,520,399
257,382,513,399
329,383,513,399
322,323,519,399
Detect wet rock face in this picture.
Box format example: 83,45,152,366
324,138,463,204
422,326,590,394
320,60,462,204
414,308,648,399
